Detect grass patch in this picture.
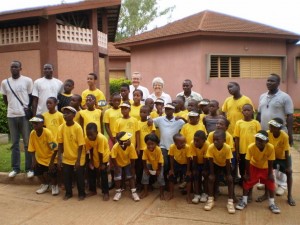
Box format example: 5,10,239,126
0,143,25,172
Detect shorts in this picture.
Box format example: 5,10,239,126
231,151,237,168
243,164,275,191
193,163,204,182
141,164,165,186
213,163,228,175
174,161,187,178
34,163,57,178
114,164,133,181
273,156,292,173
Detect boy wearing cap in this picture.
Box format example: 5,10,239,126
114,101,140,150
111,131,139,201
236,130,280,214
258,118,295,206
180,111,207,145
28,115,58,195
58,106,86,200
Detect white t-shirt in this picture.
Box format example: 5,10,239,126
0,75,33,118
32,77,63,114
149,92,172,105
129,84,150,102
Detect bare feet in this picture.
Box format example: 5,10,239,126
167,193,174,201
103,193,109,201
160,193,165,200
139,191,148,199
186,195,192,204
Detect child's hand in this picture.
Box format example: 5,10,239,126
145,168,150,175
75,159,80,170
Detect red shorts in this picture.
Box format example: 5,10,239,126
243,164,275,191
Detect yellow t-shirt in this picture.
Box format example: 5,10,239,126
58,122,86,166
85,133,110,167
139,120,156,150
74,109,81,124
150,110,165,118
246,142,275,169
190,140,209,164
168,144,192,165
221,95,254,135
267,130,290,159
234,119,261,154
130,104,142,121
103,107,122,137
114,117,139,147
79,109,102,135
111,143,138,167
174,110,187,117
180,123,207,145
207,130,235,152
42,111,64,141
142,146,164,170
206,143,233,167
81,88,106,107
28,128,57,166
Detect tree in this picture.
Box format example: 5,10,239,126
116,0,174,41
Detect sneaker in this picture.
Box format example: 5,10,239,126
275,186,285,196
8,170,18,178
204,197,214,211
227,201,236,214
257,183,265,190
36,184,49,194
52,185,59,196
132,192,140,202
269,203,281,214
192,194,200,204
27,171,34,178
200,193,208,203
236,200,247,210
179,181,187,189
113,191,122,201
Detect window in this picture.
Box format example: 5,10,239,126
209,55,282,78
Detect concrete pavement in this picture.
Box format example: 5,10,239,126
0,148,299,225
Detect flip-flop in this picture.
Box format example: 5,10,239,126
256,194,268,202
288,198,296,206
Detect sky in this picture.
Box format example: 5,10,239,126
1,0,300,34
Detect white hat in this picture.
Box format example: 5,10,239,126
61,106,77,114
164,104,175,109
255,133,268,141
268,120,282,128
120,103,131,108
188,111,199,117
29,117,44,122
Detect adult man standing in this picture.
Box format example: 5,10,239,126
257,73,294,145
0,61,33,178
129,72,149,102
176,79,203,108
32,64,63,115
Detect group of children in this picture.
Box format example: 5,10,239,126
27,76,295,215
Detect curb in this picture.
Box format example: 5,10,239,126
0,172,39,185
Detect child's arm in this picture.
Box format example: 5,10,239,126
99,152,105,171
267,160,274,181
186,158,192,176
79,115,84,129
285,151,291,173
57,143,64,169
130,159,136,176
105,123,115,143
142,159,150,175
156,163,162,176
31,152,36,169
208,158,214,179
225,159,232,177
175,116,187,123
49,150,58,173
111,158,120,174
192,156,198,174
135,130,140,153
234,137,240,162
244,159,250,181
169,156,175,175
75,145,83,169
100,112,104,134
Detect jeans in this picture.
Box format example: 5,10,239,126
8,116,31,172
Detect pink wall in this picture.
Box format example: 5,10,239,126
130,36,299,109
109,57,130,70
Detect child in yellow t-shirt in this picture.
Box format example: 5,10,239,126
69,94,82,124
114,101,140,150
103,93,122,147
58,106,86,200
234,104,261,186
140,133,165,200
136,105,156,190
181,111,207,145
236,130,280,214
85,122,110,201
28,115,58,195
111,131,139,201
205,130,234,213
168,133,192,203
190,130,209,204
130,89,143,121
57,79,74,112
43,97,64,141
79,94,103,136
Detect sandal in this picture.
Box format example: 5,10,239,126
255,194,268,202
288,197,296,206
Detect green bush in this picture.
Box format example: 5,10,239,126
0,95,9,134
109,78,131,96
293,113,300,134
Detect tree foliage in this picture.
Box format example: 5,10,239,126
116,0,174,41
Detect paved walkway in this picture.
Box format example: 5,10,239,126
0,149,299,225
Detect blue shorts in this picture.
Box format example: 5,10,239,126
141,164,165,186
273,156,292,173
114,164,133,181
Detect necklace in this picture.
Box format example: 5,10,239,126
266,94,275,108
